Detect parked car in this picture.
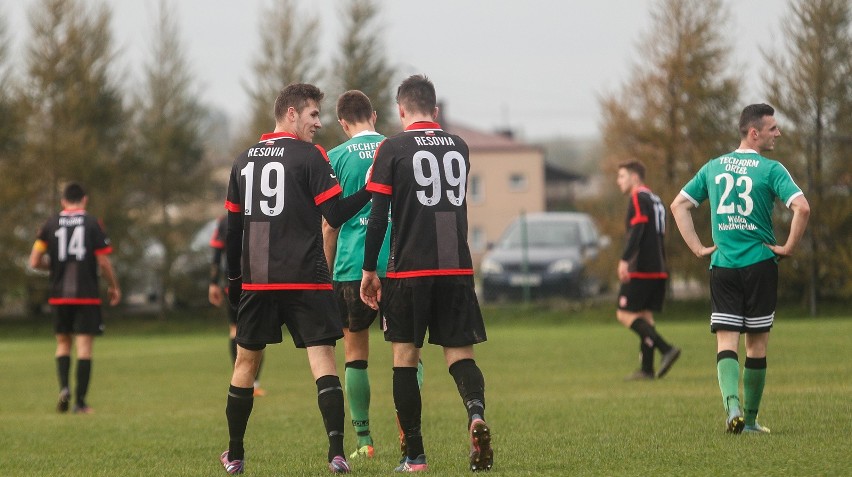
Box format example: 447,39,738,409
479,212,608,302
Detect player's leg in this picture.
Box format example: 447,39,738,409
55,332,72,413
343,328,373,456
741,258,776,433
73,334,94,413
306,344,350,473
222,344,263,474
618,309,656,379
710,265,747,433
393,342,427,471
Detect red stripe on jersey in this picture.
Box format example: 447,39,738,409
314,184,342,205
314,144,331,162
225,200,241,212
405,121,442,131
49,298,102,305
628,272,669,279
259,131,298,141
629,189,649,225
386,269,474,279
366,182,392,195
94,246,112,256
210,239,225,249
243,283,333,291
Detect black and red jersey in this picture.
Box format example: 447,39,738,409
622,186,668,279
225,132,342,290
366,121,473,278
35,209,112,305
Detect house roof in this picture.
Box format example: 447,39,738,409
445,122,542,153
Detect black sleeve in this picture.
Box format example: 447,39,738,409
362,192,390,272
226,210,243,279
210,247,223,284
318,186,371,229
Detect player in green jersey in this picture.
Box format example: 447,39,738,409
322,90,423,460
671,103,810,434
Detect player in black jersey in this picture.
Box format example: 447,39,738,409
219,83,371,475
360,75,492,472
615,161,680,380
29,183,121,414
208,216,265,396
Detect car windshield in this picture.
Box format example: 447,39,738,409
499,220,581,248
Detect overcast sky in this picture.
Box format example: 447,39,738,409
5,0,787,140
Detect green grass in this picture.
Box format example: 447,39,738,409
1,303,850,476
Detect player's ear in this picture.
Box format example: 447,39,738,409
432,106,439,121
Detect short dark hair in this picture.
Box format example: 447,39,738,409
739,103,775,138
618,160,645,181
396,75,436,116
63,182,86,202
274,83,324,122
336,90,374,124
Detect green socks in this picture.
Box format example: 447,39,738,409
743,357,767,426
717,351,740,412
345,361,372,447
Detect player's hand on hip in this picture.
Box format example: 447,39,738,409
765,243,791,259
694,244,717,258
360,271,381,310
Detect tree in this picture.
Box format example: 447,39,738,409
134,0,209,316
764,0,852,310
325,0,397,145
595,0,741,286
21,0,133,305
0,10,33,308
240,0,321,149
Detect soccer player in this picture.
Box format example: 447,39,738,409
671,103,810,434
323,90,425,460
219,83,371,475
208,215,265,396
29,182,121,414
615,160,681,380
360,75,493,472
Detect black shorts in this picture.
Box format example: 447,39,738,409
617,278,667,312
54,305,104,335
333,280,378,332
236,290,343,348
380,275,486,348
709,258,777,333
226,300,238,324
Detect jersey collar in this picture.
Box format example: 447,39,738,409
734,148,759,154
405,121,442,131
60,208,85,214
352,130,380,138
259,131,298,141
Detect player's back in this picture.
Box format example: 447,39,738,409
227,133,342,289
368,122,473,277
39,210,110,304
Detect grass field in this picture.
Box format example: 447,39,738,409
1,302,850,476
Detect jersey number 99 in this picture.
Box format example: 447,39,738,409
413,150,466,207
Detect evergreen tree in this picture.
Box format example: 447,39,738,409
0,10,33,307
596,0,740,285
21,0,133,302
764,0,852,308
134,0,209,316
240,0,321,149
327,0,397,143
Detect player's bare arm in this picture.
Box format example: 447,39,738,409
97,254,121,306
670,194,717,258
765,195,810,258
321,217,340,274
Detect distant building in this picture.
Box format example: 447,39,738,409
442,114,546,267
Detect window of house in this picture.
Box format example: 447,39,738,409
470,174,484,204
509,173,527,191
470,226,486,252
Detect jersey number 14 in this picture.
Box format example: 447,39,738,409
55,225,86,262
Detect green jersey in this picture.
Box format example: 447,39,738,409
680,149,803,268
327,131,391,280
